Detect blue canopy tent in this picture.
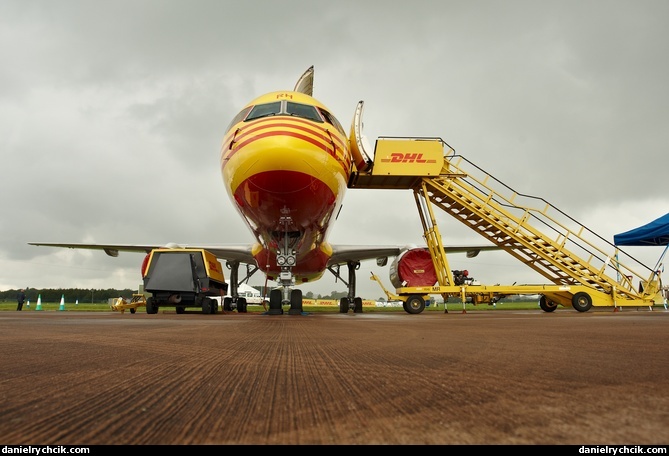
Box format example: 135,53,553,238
613,212,669,247
614,213,669,308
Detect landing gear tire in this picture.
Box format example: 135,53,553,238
339,298,348,313
404,295,425,314
268,289,283,315
571,292,592,312
146,297,158,314
223,297,233,311
176,306,185,314
289,289,303,315
237,297,247,313
353,297,363,313
539,295,558,313
130,308,136,314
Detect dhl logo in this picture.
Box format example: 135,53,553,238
380,153,437,164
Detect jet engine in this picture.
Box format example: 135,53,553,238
389,247,475,288
389,248,437,288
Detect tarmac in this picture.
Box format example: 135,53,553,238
1,308,668,445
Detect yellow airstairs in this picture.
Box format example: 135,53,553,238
350,137,663,312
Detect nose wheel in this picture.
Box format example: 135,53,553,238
267,288,304,315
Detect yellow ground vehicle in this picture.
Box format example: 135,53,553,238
110,294,147,314
142,248,228,314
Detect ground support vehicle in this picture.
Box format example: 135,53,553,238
110,294,147,314
142,248,228,314
353,138,664,314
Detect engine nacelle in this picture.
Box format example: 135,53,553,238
389,248,476,288
389,248,437,288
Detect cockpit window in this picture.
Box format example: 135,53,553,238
286,102,323,122
225,106,252,132
244,100,326,124
318,108,346,136
246,101,282,121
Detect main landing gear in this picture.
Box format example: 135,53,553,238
223,260,259,313
330,260,364,314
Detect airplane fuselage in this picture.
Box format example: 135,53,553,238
220,91,352,284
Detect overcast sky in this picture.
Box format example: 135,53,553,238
2,0,668,300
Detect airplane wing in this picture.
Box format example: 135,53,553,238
327,244,499,266
446,244,501,258
328,245,402,265
29,241,497,265
27,242,256,264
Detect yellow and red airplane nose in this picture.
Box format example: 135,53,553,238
221,116,350,232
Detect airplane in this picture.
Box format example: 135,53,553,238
30,66,495,315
